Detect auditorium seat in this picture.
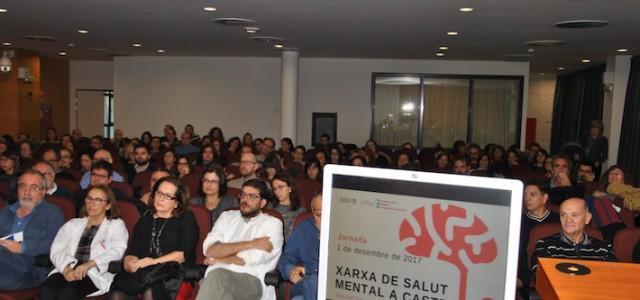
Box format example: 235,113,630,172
132,170,153,193
181,173,201,199
619,207,636,229
0,180,8,196
296,178,321,211
226,187,241,200
189,204,212,265
46,195,76,221
0,288,40,300
225,165,241,180
55,178,80,195
613,228,640,263
61,167,83,182
116,200,140,239
293,211,313,228
110,181,134,199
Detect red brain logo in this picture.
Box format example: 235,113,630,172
399,203,498,300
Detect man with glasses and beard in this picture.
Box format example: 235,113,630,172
197,179,283,300
0,170,64,290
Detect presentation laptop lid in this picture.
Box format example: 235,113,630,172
319,164,523,300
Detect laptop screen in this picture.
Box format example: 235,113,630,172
318,165,523,300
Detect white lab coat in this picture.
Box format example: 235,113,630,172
49,217,128,296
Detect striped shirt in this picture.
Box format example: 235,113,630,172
531,232,616,275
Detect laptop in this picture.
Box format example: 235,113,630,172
319,165,523,300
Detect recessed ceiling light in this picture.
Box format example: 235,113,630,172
581,59,591,63
245,26,260,34
132,43,142,47
203,6,217,12
68,43,75,47
558,67,565,70
447,31,459,36
436,52,445,57
538,73,545,76
0,8,7,13
274,44,284,49
459,7,474,12
617,48,628,53
525,40,565,47
157,49,165,53
77,29,88,34
439,46,448,50
59,51,67,56
3,42,11,46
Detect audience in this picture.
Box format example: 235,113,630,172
198,179,284,300
42,185,128,299
190,164,237,225
0,170,65,290
270,173,306,239
228,152,260,189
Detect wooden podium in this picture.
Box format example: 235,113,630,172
536,258,640,299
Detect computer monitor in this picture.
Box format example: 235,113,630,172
319,165,523,300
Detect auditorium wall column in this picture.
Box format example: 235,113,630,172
603,55,631,167
281,50,299,142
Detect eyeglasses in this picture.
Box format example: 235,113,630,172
91,172,110,179
239,191,261,201
18,183,43,193
155,191,177,201
240,160,257,165
273,184,289,191
203,178,219,185
85,196,108,204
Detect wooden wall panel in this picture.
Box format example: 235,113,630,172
0,53,19,137
17,50,41,140
41,56,70,136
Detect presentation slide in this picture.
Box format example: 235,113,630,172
324,176,513,300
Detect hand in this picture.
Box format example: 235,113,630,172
0,240,22,254
124,258,140,273
63,265,77,282
204,257,216,265
137,257,157,269
251,237,273,252
555,173,572,187
72,261,94,279
592,190,606,198
289,266,306,284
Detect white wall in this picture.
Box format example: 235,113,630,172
113,56,281,139
106,56,529,147
298,58,530,147
69,61,114,131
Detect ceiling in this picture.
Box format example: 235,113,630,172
1,0,638,73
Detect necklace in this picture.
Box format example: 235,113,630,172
150,217,169,256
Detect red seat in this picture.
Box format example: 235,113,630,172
189,204,212,265
613,228,640,263
619,207,636,229
527,222,603,268
55,178,80,195
61,167,83,182
181,173,201,199
110,182,134,199
132,171,153,191
46,195,76,221
226,188,241,200
0,180,9,195
116,200,140,239
225,166,241,180
296,178,321,211
293,211,313,228
0,288,40,300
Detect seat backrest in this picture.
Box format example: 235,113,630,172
189,204,212,265
132,170,153,189
61,167,83,182
613,228,640,263
110,181,134,199
45,195,76,221
527,222,604,268
116,200,140,239
226,187,241,200
619,207,636,229
55,178,80,195
293,211,313,228
181,173,201,199
225,165,241,180
0,180,9,196
296,178,321,211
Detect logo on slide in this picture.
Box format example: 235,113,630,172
399,204,498,300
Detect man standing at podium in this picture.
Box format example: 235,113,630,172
531,198,616,275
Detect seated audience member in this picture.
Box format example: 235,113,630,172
79,151,93,174
74,161,132,215
190,164,236,225
161,125,180,149
430,152,450,173
530,198,616,276
327,146,343,165
125,145,158,184
199,145,216,168
80,150,125,189
175,132,200,156
271,173,306,239
292,146,306,165
576,160,599,195
0,150,20,202
197,179,284,300
470,153,491,177
32,161,73,199
41,147,77,182
349,155,367,167
210,138,228,167
279,137,294,157
452,157,470,175
278,192,322,300
41,185,128,299
546,153,585,205
228,152,260,189
517,180,559,298
506,149,521,166
59,148,74,169
184,124,201,144
0,170,65,290
261,153,284,181
526,142,541,162
529,149,548,172
600,165,640,226
161,149,177,175
305,158,324,180
175,155,193,179
110,176,198,300
466,143,481,169
138,169,172,215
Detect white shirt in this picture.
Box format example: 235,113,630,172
202,210,283,300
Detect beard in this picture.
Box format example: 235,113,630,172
135,158,149,166
19,196,39,211
240,204,261,219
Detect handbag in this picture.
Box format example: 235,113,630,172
139,261,184,293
